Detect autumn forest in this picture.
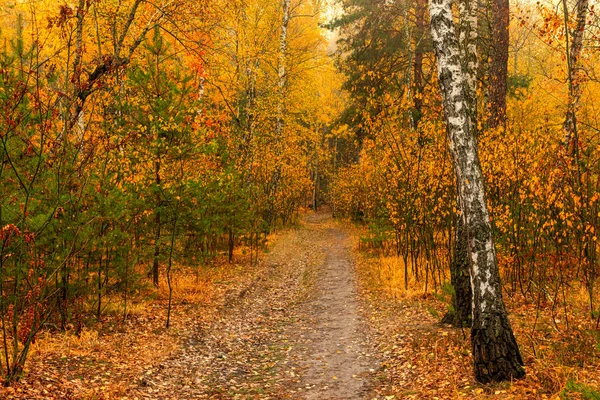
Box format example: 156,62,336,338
0,0,599,398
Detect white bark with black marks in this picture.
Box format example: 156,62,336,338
458,0,478,117
428,0,525,383
276,0,291,136
562,0,589,156
268,0,292,227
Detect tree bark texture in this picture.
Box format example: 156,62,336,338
488,0,509,129
455,0,478,326
428,0,525,383
458,0,478,129
443,199,473,327
562,0,589,157
276,0,291,136
268,0,291,227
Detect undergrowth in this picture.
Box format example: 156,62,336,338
351,227,600,399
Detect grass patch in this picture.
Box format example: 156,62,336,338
561,379,600,399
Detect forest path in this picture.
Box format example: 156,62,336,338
288,212,377,399
132,211,378,399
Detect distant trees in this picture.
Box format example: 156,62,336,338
331,0,456,298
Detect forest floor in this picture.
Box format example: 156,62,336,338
0,211,380,399
2,211,599,399
127,211,379,399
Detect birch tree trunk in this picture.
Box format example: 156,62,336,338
443,189,473,327
276,0,291,136
268,0,291,227
442,0,477,327
428,0,525,382
562,0,588,159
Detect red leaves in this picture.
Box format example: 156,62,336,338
18,307,36,345
0,224,22,245
1,224,36,248
24,232,35,245
190,57,206,78
47,5,74,29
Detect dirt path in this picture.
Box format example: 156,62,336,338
288,213,377,399
131,212,378,399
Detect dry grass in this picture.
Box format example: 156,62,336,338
155,263,235,304
365,255,448,301
31,328,101,358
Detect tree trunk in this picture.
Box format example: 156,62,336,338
488,0,509,129
268,0,291,227
562,0,588,158
429,0,525,383
152,159,161,287
166,217,177,328
276,0,291,136
228,225,234,263
443,200,473,327
412,0,427,129
313,161,319,211
440,0,477,327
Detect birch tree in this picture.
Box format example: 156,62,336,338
562,0,588,159
452,0,479,328
276,0,291,136
267,0,291,227
428,0,525,382
443,0,477,327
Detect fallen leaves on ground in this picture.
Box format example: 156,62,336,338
354,238,600,399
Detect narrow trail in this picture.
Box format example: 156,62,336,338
289,213,377,399
131,211,378,399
